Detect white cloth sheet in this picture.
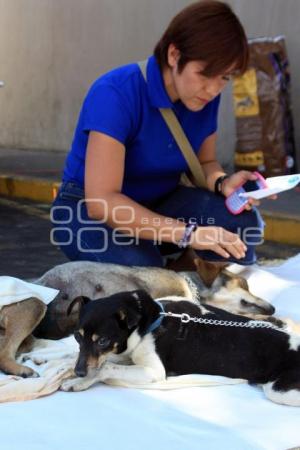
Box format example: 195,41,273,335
0,276,58,307
0,257,300,450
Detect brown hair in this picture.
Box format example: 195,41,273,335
154,0,249,76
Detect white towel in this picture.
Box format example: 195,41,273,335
0,336,244,403
0,276,58,308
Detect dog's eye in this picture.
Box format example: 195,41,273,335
97,337,110,348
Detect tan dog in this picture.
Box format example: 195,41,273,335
0,298,46,377
167,249,272,317
34,252,275,340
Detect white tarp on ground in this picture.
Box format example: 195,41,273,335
1,256,300,450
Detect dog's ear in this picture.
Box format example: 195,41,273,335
165,248,197,272
117,306,141,330
67,296,91,316
222,270,249,290
128,289,162,335
194,257,227,287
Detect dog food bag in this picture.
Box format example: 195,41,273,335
232,36,296,177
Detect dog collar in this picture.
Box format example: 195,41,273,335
146,301,165,334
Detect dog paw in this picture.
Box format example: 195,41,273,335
21,355,47,365
267,316,285,328
31,356,48,365
60,378,86,392
19,366,40,378
60,380,75,392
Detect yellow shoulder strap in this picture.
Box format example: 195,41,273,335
138,60,206,188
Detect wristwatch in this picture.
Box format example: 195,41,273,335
178,220,198,249
214,175,229,196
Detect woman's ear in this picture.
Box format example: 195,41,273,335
167,43,180,68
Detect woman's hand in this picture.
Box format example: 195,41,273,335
190,226,247,260
221,170,277,210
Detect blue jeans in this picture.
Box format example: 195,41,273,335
51,181,264,267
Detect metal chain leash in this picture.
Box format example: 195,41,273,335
181,273,202,303
159,311,287,333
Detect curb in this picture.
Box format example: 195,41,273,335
261,210,300,245
0,175,60,204
1,174,300,246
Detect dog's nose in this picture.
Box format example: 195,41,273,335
75,367,87,377
265,304,275,315
254,302,275,315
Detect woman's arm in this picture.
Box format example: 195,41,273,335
84,131,246,259
197,132,226,191
198,133,261,206
85,131,187,243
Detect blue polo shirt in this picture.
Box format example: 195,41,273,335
63,55,220,204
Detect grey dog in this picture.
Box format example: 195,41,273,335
34,257,274,340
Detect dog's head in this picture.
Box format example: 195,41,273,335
34,261,151,339
193,258,275,316
202,268,275,316
167,250,275,317
68,289,160,377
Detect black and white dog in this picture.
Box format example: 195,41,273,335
35,259,275,339
61,290,300,406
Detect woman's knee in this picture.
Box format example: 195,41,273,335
237,208,265,246
51,220,164,267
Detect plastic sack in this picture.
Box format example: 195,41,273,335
233,36,296,176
